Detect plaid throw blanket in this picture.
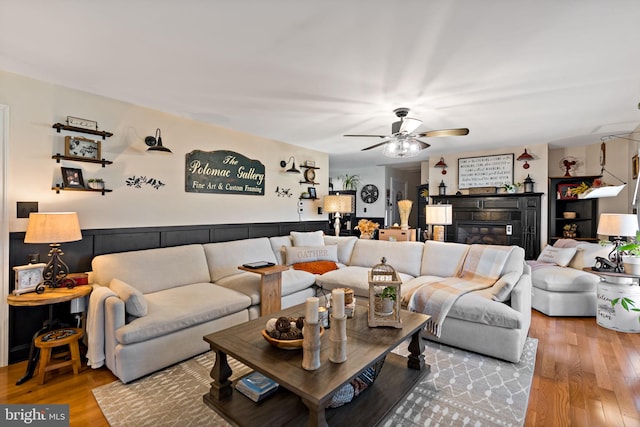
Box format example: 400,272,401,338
407,245,515,337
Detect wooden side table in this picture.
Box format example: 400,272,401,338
238,265,289,316
7,285,92,384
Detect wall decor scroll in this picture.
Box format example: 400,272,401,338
186,150,265,195
458,154,514,189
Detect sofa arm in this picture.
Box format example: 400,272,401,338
509,268,532,333
104,295,126,370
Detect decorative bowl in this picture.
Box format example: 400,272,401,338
563,211,577,219
261,327,324,350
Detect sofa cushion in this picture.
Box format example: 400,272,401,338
291,231,324,246
215,269,315,305
285,245,338,265
323,236,358,265
537,245,577,267
92,244,211,294
269,236,292,265
115,282,251,345
204,238,278,282
315,265,415,298
421,241,469,277
110,278,148,317
531,265,599,292
568,242,613,270
349,240,424,277
446,288,522,329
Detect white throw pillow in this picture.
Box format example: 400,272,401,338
536,245,577,267
290,231,325,247
285,245,338,265
109,278,148,317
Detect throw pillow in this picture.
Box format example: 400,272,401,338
536,245,577,267
109,278,148,317
290,230,324,247
293,261,339,275
285,245,338,265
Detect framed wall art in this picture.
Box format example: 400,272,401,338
61,167,85,188
633,154,639,180
64,136,101,160
308,187,317,199
458,154,514,189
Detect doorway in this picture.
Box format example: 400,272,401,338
388,177,408,226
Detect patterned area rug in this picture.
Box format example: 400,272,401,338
93,337,537,426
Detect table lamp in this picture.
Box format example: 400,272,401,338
425,204,453,242
596,213,639,269
323,194,352,236
24,212,82,289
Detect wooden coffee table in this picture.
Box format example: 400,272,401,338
202,299,430,427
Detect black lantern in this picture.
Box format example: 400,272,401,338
523,175,535,193
438,180,447,196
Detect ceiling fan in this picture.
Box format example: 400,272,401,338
344,108,469,158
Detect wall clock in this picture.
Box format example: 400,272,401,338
360,184,379,204
304,168,316,183
64,136,101,160
12,263,46,295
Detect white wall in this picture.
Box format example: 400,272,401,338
0,70,328,233
328,165,387,218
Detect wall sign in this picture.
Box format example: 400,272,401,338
186,150,265,195
458,154,514,189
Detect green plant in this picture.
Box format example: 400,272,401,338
617,231,640,256
342,174,360,190
379,286,397,301
502,182,521,191
88,178,104,183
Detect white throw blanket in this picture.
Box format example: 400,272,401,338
86,285,118,368
407,245,515,337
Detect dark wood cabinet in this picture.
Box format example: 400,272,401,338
548,176,600,243
431,193,543,259
416,184,429,241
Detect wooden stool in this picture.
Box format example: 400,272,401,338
33,328,83,385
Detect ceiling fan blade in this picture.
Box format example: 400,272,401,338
416,139,431,149
361,140,391,151
344,134,389,139
399,117,422,134
417,128,470,138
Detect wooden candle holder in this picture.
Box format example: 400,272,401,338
302,322,321,370
329,315,347,363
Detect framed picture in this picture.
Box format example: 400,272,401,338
12,263,46,295
308,187,317,199
64,136,101,160
557,183,579,200
633,155,639,180
66,116,98,131
61,167,85,188
458,154,514,189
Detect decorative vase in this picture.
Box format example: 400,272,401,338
398,199,413,230
622,255,640,275
374,296,394,316
360,233,373,239
88,181,105,190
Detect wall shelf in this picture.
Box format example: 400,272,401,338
52,185,112,195
52,123,113,139
548,176,601,243
52,154,113,167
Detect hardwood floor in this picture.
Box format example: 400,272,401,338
1,309,639,426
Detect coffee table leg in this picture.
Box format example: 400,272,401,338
407,329,425,370
301,398,328,427
207,349,233,401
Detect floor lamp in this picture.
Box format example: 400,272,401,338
425,204,453,242
323,194,352,237
24,212,82,290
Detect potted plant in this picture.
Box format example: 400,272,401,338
342,174,360,191
374,286,396,316
502,182,521,193
88,178,105,190
354,219,379,239
618,232,640,275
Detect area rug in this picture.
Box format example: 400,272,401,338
93,337,537,427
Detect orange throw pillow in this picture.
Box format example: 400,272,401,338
293,261,339,275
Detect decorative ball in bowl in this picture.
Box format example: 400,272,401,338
261,327,324,350
563,211,577,219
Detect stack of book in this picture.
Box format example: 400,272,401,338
235,371,279,402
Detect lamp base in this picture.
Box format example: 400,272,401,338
433,225,445,242
333,213,342,237
39,244,76,291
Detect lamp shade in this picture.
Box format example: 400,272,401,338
323,195,352,213
24,212,82,244
425,204,453,225
597,213,639,237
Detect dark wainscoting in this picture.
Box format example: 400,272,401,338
8,220,330,363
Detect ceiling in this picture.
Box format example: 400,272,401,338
1,1,640,170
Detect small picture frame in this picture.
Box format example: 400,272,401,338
64,136,101,160
305,160,316,167
13,263,46,295
66,116,98,131
633,155,639,180
61,167,85,188
308,187,317,199
557,183,578,200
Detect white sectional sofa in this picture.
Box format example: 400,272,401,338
87,232,531,383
